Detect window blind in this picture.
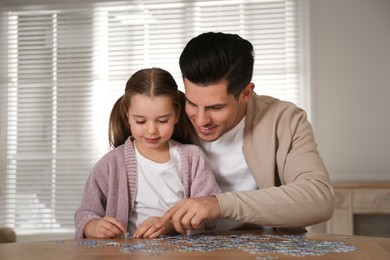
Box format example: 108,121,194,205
0,0,307,236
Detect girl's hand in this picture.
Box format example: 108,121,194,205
84,216,126,238
134,216,175,238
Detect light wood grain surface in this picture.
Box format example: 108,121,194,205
1,229,389,260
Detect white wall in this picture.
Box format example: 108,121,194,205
310,0,390,182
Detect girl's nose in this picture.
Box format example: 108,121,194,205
147,122,157,134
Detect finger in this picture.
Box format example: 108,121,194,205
102,220,124,237
180,210,205,231
103,216,127,233
142,225,161,238
170,207,190,235
156,202,182,229
90,222,114,239
155,200,186,233
98,219,125,237
189,213,205,230
180,210,197,230
149,228,165,239
134,221,154,238
191,219,204,230
133,226,145,238
97,226,117,238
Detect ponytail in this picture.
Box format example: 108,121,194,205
108,96,131,148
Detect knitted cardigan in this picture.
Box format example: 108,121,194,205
74,138,220,238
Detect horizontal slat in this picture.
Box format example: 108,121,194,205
1,0,302,236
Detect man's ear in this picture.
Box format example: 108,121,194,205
241,82,255,102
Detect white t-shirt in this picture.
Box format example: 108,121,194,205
200,117,257,193
128,141,184,234
200,117,258,230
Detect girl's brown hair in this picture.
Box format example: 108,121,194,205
108,68,197,148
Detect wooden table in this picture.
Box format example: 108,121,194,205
1,229,390,260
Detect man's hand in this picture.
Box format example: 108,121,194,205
84,216,126,238
154,196,221,235
134,217,175,238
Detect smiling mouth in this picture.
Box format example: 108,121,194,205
198,125,217,135
145,137,160,143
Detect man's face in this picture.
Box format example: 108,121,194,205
184,78,252,142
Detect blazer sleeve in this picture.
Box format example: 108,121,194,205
215,107,334,228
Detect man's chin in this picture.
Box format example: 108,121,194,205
197,132,220,142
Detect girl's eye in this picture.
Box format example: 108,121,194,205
158,120,168,123
135,121,145,124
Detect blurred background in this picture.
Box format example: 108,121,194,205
0,0,389,242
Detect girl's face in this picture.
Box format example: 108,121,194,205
127,94,179,152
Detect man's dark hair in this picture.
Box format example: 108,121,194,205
179,32,254,98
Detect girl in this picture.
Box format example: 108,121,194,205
74,68,220,239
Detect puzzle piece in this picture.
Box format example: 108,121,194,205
77,233,356,257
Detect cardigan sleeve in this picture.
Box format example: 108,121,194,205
181,144,221,233
74,143,132,239
179,144,221,197
74,163,108,239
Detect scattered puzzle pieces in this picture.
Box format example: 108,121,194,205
77,233,357,257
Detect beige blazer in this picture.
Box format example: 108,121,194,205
215,94,334,228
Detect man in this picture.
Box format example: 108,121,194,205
137,32,334,238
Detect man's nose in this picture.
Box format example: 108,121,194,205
194,109,210,126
